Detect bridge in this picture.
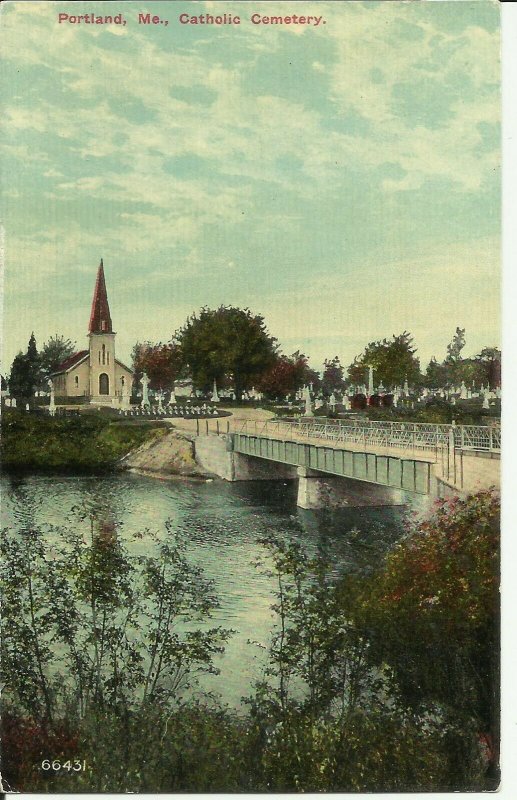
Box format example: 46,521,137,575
191,418,500,508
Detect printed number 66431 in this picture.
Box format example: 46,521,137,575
41,759,87,772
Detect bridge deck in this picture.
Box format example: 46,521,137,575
232,432,433,494
168,413,500,495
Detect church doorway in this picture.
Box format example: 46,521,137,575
99,373,109,395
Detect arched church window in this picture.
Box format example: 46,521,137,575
121,376,125,387
75,376,79,387
107,352,110,365
102,344,106,365
99,351,101,364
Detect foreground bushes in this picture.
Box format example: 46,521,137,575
1,491,499,792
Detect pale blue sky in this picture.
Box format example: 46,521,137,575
1,0,500,372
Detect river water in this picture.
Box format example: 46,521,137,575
2,472,421,707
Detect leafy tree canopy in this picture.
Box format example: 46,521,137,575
347,332,421,391
132,341,184,391
321,356,346,396
176,306,278,399
258,351,318,401
425,335,501,390
446,327,466,363
40,334,76,377
346,489,499,765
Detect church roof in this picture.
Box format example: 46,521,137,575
88,259,113,334
51,350,89,376
115,358,134,374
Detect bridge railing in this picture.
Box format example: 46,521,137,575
225,418,500,456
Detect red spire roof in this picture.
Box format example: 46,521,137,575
88,259,113,334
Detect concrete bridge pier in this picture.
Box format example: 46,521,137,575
296,467,405,510
194,434,296,481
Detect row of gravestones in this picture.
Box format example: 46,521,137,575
118,403,223,418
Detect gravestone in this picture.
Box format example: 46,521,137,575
141,372,150,408
47,378,56,417
367,366,374,397
303,385,314,417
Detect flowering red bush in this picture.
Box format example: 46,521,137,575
349,490,500,782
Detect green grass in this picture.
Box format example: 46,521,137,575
1,409,162,472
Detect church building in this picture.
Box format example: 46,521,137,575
51,260,134,404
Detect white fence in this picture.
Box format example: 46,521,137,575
230,418,500,457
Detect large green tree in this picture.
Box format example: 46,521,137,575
347,332,421,391
427,330,501,390
474,347,501,389
40,334,76,378
424,356,448,389
446,327,466,362
176,306,278,400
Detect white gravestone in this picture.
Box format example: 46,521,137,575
47,378,56,416
141,372,150,408
303,385,314,417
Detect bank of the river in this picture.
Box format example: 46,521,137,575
122,426,210,478
0,409,165,472
1,406,279,477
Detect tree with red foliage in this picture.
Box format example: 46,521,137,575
131,341,183,391
258,351,318,401
345,489,500,788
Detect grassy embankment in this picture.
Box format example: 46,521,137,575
1,408,165,472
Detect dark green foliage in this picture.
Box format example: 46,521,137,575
446,326,466,362
8,333,45,402
365,398,499,425
425,330,501,391
1,409,158,471
40,334,76,377
321,356,346,396
2,517,230,722
176,306,278,399
347,331,421,390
